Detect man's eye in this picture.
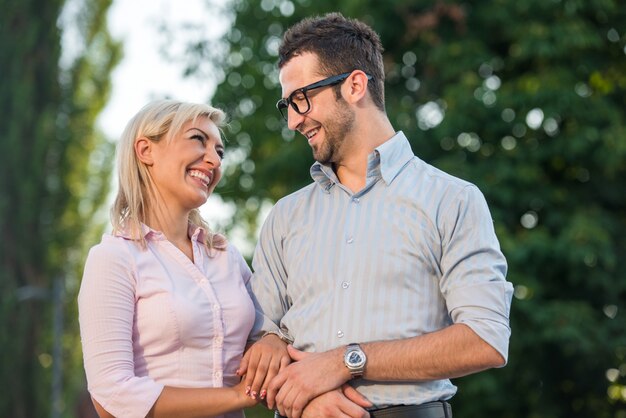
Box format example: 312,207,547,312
292,92,306,102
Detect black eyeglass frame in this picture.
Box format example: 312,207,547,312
276,71,372,121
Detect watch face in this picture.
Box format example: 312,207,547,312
347,350,365,367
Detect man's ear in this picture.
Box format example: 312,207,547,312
135,137,154,165
344,70,370,104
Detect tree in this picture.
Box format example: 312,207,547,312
184,0,626,416
0,0,120,416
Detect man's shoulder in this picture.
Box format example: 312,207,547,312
407,157,475,192
274,182,318,209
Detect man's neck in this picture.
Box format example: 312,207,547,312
334,113,395,193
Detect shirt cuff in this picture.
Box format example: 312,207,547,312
446,281,514,363
262,329,294,344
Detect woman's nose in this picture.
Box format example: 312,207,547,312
204,147,222,168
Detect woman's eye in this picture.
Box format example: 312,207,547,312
216,149,225,160
192,134,206,143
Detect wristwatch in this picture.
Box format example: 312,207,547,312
344,343,367,379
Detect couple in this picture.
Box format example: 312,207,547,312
78,13,513,418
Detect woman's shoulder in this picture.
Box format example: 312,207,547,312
86,232,141,265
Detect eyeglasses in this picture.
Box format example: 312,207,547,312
276,72,372,121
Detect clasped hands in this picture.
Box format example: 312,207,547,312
237,336,371,418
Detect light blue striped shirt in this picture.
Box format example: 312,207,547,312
249,131,513,406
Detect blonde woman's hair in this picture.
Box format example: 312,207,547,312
111,99,227,250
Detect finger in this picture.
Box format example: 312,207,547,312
250,355,270,399
286,344,308,361
290,391,309,418
341,385,372,408
244,352,262,395
278,381,300,418
266,370,287,409
276,383,295,417
339,399,370,418
285,383,313,418
280,353,291,371
237,350,250,377
259,357,282,399
330,411,353,418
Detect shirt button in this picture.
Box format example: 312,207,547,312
337,330,344,338
352,197,360,203
341,281,350,289
346,237,354,244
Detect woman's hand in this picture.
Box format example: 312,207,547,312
237,334,291,401
232,377,262,409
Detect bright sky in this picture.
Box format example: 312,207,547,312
96,0,250,250
98,0,227,140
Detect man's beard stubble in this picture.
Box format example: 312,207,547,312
313,100,356,165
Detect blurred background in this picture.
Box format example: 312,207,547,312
1,0,625,417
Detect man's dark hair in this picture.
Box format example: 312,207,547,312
278,12,386,112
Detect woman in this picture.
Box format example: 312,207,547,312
78,100,263,418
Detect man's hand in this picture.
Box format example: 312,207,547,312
267,345,352,418
301,385,372,418
237,334,291,400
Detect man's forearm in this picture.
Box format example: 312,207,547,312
360,323,505,381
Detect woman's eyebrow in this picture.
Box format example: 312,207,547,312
186,127,208,137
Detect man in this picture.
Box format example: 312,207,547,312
243,12,513,418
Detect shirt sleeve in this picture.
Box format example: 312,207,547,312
439,185,514,363
78,239,163,418
247,202,293,342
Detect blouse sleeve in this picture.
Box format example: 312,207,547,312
78,238,163,418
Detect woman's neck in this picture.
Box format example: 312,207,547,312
145,208,194,259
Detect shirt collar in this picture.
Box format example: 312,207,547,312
375,131,415,185
114,222,207,242
310,131,415,190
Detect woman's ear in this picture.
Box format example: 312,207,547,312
135,137,154,165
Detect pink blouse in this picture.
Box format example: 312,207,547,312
78,224,255,418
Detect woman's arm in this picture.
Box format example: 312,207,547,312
148,380,257,418
91,382,258,418
91,397,114,418
92,379,257,418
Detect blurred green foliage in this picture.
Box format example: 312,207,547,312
0,0,120,416
246,404,275,418
182,0,626,416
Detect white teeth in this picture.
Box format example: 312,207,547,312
189,169,211,186
306,129,319,139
